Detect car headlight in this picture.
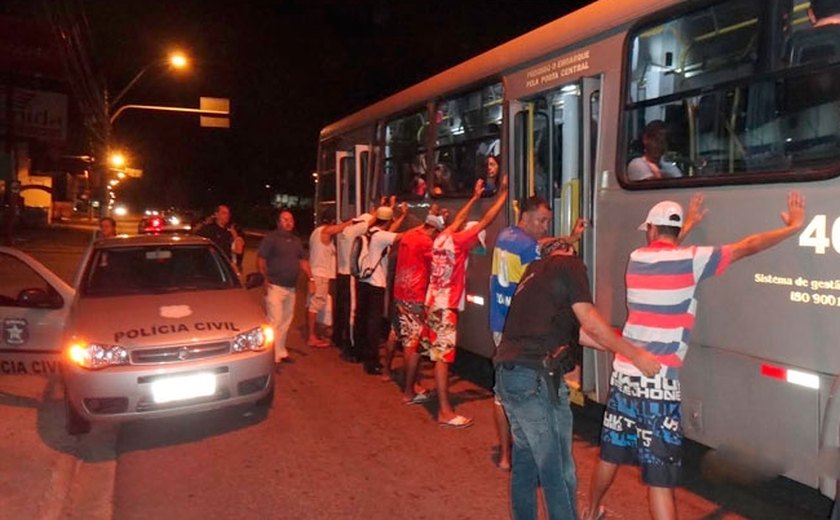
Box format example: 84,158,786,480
232,325,274,353
67,342,130,370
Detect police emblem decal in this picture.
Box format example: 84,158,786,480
160,305,192,319
3,318,29,345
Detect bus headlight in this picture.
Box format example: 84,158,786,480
68,342,130,370
232,325,273,353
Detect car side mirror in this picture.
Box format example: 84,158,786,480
244,272,264,289
17,288,63,309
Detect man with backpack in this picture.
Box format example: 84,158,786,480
336,210,375,363
354,203,407,375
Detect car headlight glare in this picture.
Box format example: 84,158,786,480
232,326,272,353
68,342,129,370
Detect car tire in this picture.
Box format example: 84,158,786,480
65,394,91,435
255,378,275,409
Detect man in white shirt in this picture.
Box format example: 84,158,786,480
335,211,375,362
308,207,353,348
355,204,406,375
627,120,682,181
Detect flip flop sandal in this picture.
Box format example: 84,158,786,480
403,392,432,405
438,415,473,428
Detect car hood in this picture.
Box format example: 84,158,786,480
67,290,264,346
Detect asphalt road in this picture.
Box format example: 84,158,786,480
2,224,834,519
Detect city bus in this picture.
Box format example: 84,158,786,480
314,0,840,497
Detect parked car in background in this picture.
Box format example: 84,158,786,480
138,209,195,234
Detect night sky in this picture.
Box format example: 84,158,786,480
83,0,591,218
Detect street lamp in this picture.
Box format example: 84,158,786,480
109,152,126,168
108,50,190,112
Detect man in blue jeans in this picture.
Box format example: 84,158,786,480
494,239,660,520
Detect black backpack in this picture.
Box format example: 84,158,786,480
350,228,388,279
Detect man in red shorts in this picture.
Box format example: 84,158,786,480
392,210,446,404
422,176,508,428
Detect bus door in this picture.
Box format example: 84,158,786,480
355,145,372,215
335,151,354,222
337,145,373,221
515,76,602,401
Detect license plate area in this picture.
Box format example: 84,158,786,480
151,372,217,404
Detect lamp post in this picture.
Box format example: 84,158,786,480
95,51,189,216
108,51,189,112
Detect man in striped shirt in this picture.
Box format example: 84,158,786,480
584,192,805,520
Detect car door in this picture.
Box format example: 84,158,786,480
0,247,74,376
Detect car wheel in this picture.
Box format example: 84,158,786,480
255,378,275,409
65,394,91,435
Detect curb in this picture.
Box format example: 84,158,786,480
58,429,118,520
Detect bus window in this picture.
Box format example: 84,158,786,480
316,140,338,219
624,0,840,184
317,171,336,214
384,110,428,199
525,83,583,234
433,83,503,197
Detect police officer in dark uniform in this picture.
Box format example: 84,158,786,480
196,204,233,259
494,238,660,520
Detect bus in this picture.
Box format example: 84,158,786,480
315,0,840,498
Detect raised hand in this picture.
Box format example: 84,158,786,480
781,191,805,229
685,193,708,227
473,178,485,198
571,218,587,239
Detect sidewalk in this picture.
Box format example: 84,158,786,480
0,374,116,520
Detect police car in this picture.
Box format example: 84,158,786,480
0,234,274,435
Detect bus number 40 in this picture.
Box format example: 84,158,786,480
798,215,840,255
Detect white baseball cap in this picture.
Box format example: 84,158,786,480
375,206,394,221
638,200,683,230
424,213,445,230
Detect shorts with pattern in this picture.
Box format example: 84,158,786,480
599,371,683,488
391,299,425,349
308,276,330,313
420,308,458,363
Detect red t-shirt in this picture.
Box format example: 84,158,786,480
393,227,433,302
426,226,481,310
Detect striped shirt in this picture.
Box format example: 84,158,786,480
614,240,732,380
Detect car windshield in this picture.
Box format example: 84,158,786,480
82,245,238,296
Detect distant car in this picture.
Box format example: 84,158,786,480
137,210,193,234
0,235,274,435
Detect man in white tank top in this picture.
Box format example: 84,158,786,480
308,207,353,348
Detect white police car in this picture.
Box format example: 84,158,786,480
0,234,274,435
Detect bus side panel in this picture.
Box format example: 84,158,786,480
594,181,839,491
681,345,820,489
459,209,508,359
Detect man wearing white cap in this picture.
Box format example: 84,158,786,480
355,203,407,375
584,192,805,520
423,176,508,428
390,209,446,402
